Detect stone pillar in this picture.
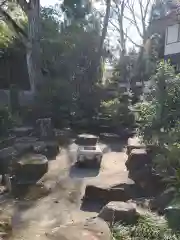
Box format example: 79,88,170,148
36,118,54,139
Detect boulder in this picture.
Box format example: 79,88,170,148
128,166,164,196
126,145,146,156
165,203,180,230
84,185,129,203
149,187,175,214
46,217,111,240
99,201,139,224
125,148,151,171
12,154,48,184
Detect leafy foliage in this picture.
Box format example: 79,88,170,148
100,96,134,129
136,61,180,185
61,0,92,19
0,21,13,48
113,214,180,240
136,61,180,144
35,7,106,128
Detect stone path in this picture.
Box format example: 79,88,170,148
0,139,129,240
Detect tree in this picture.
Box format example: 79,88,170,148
0,0,42,93
61,0,92,20
136,61,180,180
35,8,106,127
93,0,111,83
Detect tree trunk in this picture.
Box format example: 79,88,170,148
98,0,111,60
26,0,42,93
118,0,126,57
26,44,36,93
96,0,111,82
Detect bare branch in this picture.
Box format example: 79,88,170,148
126,0,143,39
144,0,152,20
108,17,141,48
138,0,146,37
138,0,144,19
112,0,120,15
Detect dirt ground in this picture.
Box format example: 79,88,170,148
0,138,129,240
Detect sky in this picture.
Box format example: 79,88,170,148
41,0,57,6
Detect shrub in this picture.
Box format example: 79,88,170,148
113,214,180,240
100,97,134,129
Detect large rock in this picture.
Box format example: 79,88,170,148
165,203,180,230
12,154,48,184
84,185,130,203
128,166,164,195
125,148,151,171
149,187,175,214
99,201,139,224
46,217,111,240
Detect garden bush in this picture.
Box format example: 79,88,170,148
113,214,180,240
136,61,180,184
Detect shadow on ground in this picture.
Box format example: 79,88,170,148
80,199,105,213
69,164,100,178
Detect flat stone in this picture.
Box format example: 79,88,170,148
46,218,111,240
99,201,139,224
84,185,129,202
12,154,48,185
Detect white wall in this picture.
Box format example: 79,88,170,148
165,41,180,55
164,23,180,55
